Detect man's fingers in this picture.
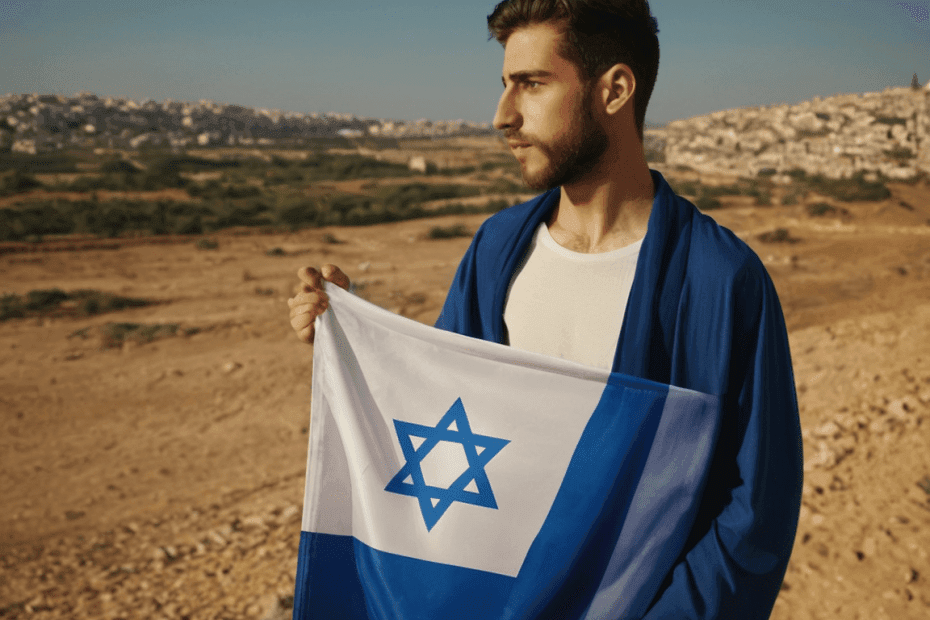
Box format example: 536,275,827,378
290,308,314,332
321,264,351,291
297,266,324,289
296,322,315,344
291,265,346,345
288,291,328,310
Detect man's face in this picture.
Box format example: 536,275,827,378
493,22,608,191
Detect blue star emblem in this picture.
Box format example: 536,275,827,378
385,397,509,531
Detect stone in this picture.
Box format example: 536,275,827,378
814,421,841,438
868,418,888,434
238,515,266,531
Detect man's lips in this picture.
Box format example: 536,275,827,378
508,140,532,149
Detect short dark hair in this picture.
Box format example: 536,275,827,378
488,0,659,137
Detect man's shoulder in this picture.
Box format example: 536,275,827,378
673,194,770,292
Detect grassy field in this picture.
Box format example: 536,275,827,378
0,139,907,243
0,139,527,241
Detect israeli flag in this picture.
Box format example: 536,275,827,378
294,284,720,620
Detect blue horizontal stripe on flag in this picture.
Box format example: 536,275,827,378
294,374,669,620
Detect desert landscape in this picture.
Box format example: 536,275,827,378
2,116,930,619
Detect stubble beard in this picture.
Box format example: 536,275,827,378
513,88,609,192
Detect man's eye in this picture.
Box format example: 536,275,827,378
526,81,541,89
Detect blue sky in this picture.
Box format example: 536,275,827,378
1,0,927,125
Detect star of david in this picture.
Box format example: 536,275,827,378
384,397,509,531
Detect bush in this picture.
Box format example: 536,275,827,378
69,322,191,349
758,228,797,243
874,116,907,126
299,153,411,181
0,153,78,174
279,200,321,230
100,159,141,175
0,203,75,240
378,183,481,208
807,202,837,217
669,180,700,196
806,172,890,202
884,147,914,162
695,195,722,210
196,238,219,250
427,224,472,239
211,202,272,229
0,170,43,195
0,288,151,321
781,192,800,206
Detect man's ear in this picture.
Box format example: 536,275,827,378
599,63,637,116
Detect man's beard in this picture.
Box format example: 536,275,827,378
509,89,609,191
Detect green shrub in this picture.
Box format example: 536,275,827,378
758,228,797,243
211,202,272,229
0,289,151,321
427,224,472,239
806,172,890,202
298,153,411,181
781,193,800,206
0,170,43,195
754,191,773,206
70,322,188,349
669,180,700,196
196,238,219,250
100,159,141,174
807,202,837,217
695,195,722,210
0,153,78,174
884,147,914,161
378,183,481,208
25,288,70,312
702,185,743,198
874,116,907,126
279,200,322,230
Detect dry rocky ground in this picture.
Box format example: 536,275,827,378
1,176,930,619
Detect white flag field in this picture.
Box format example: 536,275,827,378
293,283,720,620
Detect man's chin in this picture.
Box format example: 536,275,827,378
517,161,558,192
520,167,565,192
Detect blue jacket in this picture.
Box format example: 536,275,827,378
435,170,803,619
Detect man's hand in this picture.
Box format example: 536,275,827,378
288,264,350,344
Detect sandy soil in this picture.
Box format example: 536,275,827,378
1,180,929,619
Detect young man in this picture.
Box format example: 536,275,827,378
288,1,803,618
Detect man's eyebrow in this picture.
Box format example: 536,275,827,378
501,70,556,86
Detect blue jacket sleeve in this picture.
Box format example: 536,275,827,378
643,264,804,619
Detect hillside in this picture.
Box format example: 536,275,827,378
650,85,930,181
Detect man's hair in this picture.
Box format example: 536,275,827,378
488,0,659,138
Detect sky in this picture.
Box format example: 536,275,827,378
0,0,928,126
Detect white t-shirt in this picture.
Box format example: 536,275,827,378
503,223,643,371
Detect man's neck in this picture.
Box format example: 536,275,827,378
547,151,654,254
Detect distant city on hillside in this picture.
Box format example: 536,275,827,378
0,92,497,155
2,84,929,181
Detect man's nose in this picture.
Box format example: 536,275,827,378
493,87,520,131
